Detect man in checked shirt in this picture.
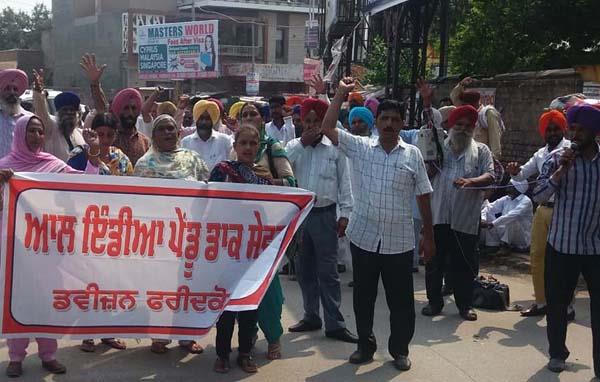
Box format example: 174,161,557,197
320,77,435,372
533,104,600,378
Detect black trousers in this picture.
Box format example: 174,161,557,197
545,244,600,377
425,225,478,312
350,243,415,358
215,310,258,358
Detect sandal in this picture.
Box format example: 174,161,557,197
150,342,169,354
237,352,258,373
80,339,95,353
267,342,282,360
213,357,230,373
180,341,204,354
101,338,127,350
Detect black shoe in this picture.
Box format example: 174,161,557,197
393,356,412,371
348,281,355,287
337,264,347,273
547,358,566,373
349,349,374,364
279,263,290,275
421,304,443,316
520,304,546,317
459,309,478,321
288,320,322,332
567,309,576,322
441,284,453,296
325,328,358,344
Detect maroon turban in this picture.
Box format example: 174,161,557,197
300,98,329,121
448,105,479,128
460,90,481,108
111,88,142,115
207,98,224,115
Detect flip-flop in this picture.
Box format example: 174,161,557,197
180,341,204,354
101,338,127,350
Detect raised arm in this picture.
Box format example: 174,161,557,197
321,78,355,145
141,87,163,123
32,69,55,138
80,53,108,112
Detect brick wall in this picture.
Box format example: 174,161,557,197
432,69,583,164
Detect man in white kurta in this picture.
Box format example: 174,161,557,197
482,179,533,251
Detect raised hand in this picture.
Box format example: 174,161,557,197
80,53,107,83
177,95,190,110
460,76,474,87
337,77,355,95
32,69,45,92
506,162,521,176
82,128,101,155
308,74,326,94
416,78,433,100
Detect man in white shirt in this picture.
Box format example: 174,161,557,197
321,78,435,372
0,69,31,158
181,100,233,171
286,98,357,344
481,179,533,251
265,95,295,145
506,110,570,318
32,69,85,162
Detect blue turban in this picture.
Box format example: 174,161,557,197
54,92,81,111
292,105,301,115
348,107,374,131
567,104,600,134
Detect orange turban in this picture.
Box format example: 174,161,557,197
348,92,364,105
539,110,567,137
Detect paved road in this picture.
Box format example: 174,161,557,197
0,266,595,382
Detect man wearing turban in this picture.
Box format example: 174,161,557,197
286,98,358,345
79,54,150,165
506,109,570,318
31,70,86,162
0,69,32,158
181,100,233,171
532,104,600,377
424,105,495,322
450,77,504,158
481,179,533,251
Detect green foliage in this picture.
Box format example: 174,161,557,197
0,4,51,51
449,0,600,75
364,36,388,85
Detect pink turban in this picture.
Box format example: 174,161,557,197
448,105,478,128
364,97,380,116
0,69,28,96
110,88,142,115
300,98,329,121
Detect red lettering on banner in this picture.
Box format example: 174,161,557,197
82,205,165,257
205,223,220,262
246,211,285,259
24,213,77,254
223,224,244,260
52,283,138,311
146,285,230,313
168,207,202,278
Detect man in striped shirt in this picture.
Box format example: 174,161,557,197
423,105,495,322
533,104,600,378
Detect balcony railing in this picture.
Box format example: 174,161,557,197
220,45,263,58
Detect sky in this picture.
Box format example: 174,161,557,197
3,0,52,13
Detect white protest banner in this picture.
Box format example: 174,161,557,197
137,20,219,80
0,173,314,339
471,88,496,106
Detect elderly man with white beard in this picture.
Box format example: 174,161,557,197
422,105,495,322
0,69,32,158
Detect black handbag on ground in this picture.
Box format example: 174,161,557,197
472,275,510,310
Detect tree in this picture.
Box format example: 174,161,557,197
364,36,388,85
449,0,600,76
0,4,51,51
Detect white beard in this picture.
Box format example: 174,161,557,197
448,129,474,155
0,99,21,116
